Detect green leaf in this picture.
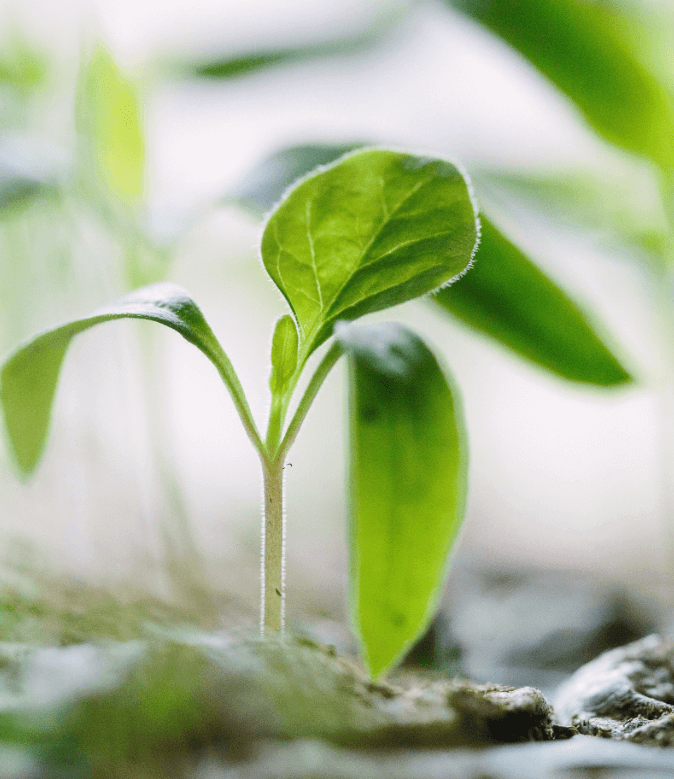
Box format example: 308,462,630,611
261,149,479,359
229,142,364,216
269,314,299,395
337,321,467,679
0,140,60,216
79,46,144,201
194,51,291,79
0,137,64,217
1,282,255,474
433,218,632,386
188,4,407,80
0,32,47,95
474,167,671,271
448,0,674,172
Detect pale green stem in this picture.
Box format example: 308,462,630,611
260,340,344,634
261,456,285,633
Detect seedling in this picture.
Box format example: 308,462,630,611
1,148,480,678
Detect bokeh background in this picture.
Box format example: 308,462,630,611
1,0,673,626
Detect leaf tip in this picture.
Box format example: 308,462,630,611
0,356,46,478
600,364,633,388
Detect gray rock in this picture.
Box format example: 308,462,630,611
445,563,658,693
555,634,674,745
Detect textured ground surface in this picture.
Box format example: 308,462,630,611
0,569,669,777
555,634,674,746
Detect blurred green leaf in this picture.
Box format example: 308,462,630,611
230,142,363,215
448,0,674,172
189,3,408,80
79,46,144,201
0,283,240,474
434,218,632,386
0,137,66,217
196,52,289,79
0,33,47,95
261,149,479,359
337,321,467,679
0,174,43,214
474,167,671,270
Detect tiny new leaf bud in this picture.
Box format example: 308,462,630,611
269,315,299,395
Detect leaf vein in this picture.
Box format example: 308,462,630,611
319,174,433,331
359,230,455,270
289,284,322,307
305,199,324,312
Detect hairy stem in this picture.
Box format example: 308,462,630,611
259,340,344,634
261,457,285,633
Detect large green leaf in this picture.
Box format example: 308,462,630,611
448,0,674,172
433,218,632,386
1,283,251,474
241,143,631,384
337,321,467,679
261,149,479,360
79,46,144,201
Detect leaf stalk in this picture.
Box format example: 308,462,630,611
277,341,344,462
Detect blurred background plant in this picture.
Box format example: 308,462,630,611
2,0,674,629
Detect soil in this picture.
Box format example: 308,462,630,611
0,568,673,778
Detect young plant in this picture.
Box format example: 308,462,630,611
1,148,480,679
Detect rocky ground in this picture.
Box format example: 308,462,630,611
1,562,674,778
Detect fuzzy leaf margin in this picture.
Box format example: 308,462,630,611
261,148,479,360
